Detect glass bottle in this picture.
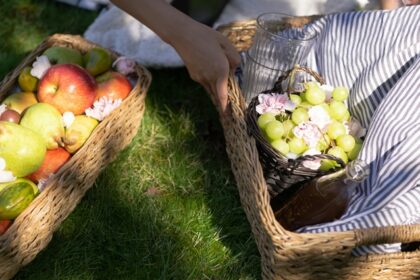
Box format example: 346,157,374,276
271,160,369,231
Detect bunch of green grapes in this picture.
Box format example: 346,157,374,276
257,82,363,169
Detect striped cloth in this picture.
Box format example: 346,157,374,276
295,6,420,255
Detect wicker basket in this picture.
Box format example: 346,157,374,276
218,18,420,280
246,66,345,195
0,34,151,280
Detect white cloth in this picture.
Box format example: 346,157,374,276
84,0,375,68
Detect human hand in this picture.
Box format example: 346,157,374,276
170,22,241,115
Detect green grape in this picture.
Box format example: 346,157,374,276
332,86,349,101
271,139,289,155
290,94,302,105
327,146,348,164
319,159,341,171
305,81,319,90
343,110,350,121
348,142,362,161
300,91,307,101
282,119,295,138
305,84,326,105
329,101,348,121
265,120,285,141
316,135,331,152
288,137,307,154
336,134,356,152
320,103,331,116
257,112,276,130
327,121,346,140
298,101,312,109
291,108,309,125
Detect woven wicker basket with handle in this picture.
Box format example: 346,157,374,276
218,18,420,280
0,34,151,280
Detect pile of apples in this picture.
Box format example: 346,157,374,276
0,45,135,235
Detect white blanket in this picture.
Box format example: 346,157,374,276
84,0,376,68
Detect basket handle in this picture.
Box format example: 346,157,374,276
354,224,420,246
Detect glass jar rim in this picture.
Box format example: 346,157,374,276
256,12,318,41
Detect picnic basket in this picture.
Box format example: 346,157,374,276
0,34,151,280
218,17,420,280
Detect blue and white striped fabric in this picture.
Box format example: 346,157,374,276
295,6,420,255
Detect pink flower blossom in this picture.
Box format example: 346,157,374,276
256,93,296,115
85,96,123,121
293,121,323,148
112,56,136,76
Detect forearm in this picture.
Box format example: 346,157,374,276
110,0,194,45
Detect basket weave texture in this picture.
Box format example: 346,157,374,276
218,18,420,280
0,34,151,280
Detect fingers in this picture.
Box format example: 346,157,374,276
214,75,229,115
220,37,241,70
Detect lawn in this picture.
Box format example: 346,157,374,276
0,1,260,279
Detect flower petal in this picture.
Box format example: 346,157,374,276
62,112,75,128
31,55,51,79
0,170,16,183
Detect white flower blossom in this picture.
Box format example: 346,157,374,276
112,56,137,76
30,55,51,79
0,170,16,183
85,97,123,121
302,158,322,170
320,84,334,102
308,105,332,132
0,157,15,183
62,112,75,128
286,152,299,159
0,104,7,116
303,148,321,156
293,122,323,148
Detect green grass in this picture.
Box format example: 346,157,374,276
0,1,260,279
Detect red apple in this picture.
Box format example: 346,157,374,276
0,220,11,235
38,64,97,115
27,147,71,183
95,71,132,101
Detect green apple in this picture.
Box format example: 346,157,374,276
2,92,38,114
20,103,65,150
43,46,83,66
0,122,46,177
83,47,112,76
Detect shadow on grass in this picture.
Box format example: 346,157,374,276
13,68,260,280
